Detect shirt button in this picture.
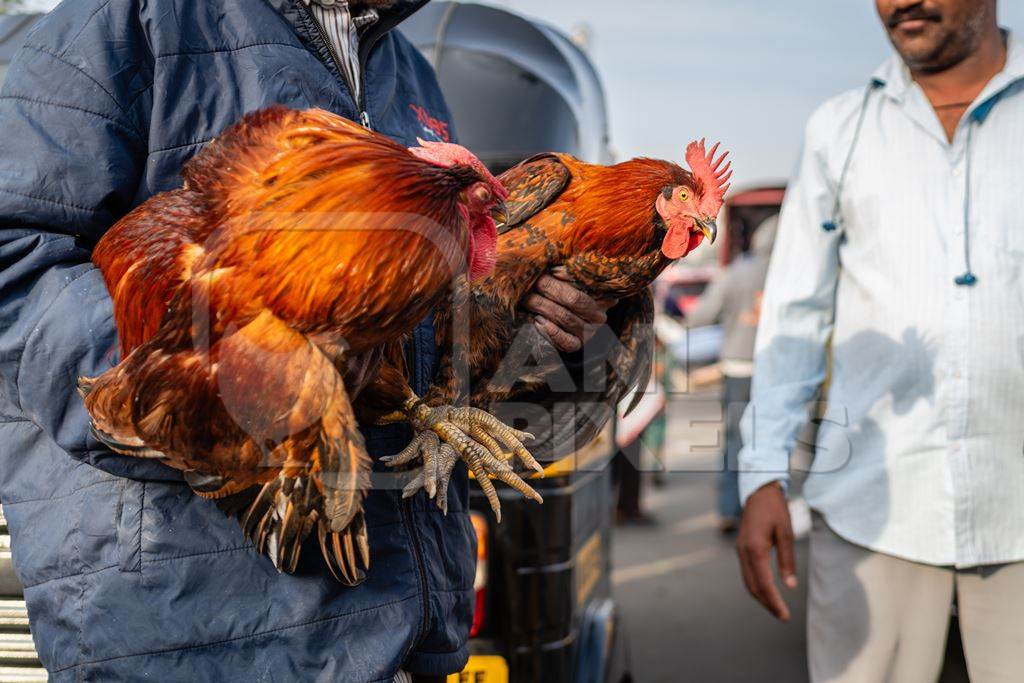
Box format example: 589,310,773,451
953,166,963,177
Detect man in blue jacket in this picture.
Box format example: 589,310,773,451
0,0,606,680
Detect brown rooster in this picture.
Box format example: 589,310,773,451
387,140,732,507
78,106,533,584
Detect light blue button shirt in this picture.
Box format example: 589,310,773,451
739,32,1024,567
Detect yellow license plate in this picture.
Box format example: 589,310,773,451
447,655,509,683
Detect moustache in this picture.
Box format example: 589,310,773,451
887,5,943,28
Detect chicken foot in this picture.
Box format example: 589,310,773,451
380,396,544,521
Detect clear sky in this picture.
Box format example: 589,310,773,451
20,0,1024,186
486,0,1024,187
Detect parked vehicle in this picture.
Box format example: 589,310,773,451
403,5,630,681
717,185,787,266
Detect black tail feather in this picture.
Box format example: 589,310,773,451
228,473,368,585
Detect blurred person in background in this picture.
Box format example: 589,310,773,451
613,438,647,524
613,337,668,525
735,0,1024,681
686,216,778,533
642,337,671,489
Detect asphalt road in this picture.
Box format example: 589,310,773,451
609,394,810,683
610,395,969,683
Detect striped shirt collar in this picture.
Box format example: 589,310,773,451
302,0,381,29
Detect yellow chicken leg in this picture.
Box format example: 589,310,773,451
380,395,543,521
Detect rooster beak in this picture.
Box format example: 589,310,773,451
492,201,510,227
695,216,718,244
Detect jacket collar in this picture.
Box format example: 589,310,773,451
356,0,429,64
265,0,429,58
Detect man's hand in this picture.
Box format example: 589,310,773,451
524,267,614,353
736,481,798,622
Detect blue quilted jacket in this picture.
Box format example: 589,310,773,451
0,1,476,680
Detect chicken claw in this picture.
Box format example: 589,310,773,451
381,397,544,521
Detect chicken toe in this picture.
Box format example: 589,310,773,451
384,396,544,519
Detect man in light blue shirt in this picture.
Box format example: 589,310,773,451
735,0,1024,680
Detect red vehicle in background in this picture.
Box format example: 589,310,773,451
718,186,787,266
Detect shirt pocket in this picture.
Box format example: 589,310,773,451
989,187,1024,283
836,143,935,270
836,188,891,269
999,220,1024,259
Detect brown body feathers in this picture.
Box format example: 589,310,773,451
82,106,488,583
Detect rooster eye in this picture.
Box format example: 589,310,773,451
678,189,691,202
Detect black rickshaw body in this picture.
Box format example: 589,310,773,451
403,5,629,682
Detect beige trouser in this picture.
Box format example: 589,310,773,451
808,515,1024,683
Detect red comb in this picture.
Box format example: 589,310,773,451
409,138,506,199
409,138,477,168
685,138,732,217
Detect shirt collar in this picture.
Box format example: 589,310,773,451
871,30,1024,112
302,0,381,29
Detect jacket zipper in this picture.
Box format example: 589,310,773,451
351,4,434,643
299,1,372,128
297,0,432,647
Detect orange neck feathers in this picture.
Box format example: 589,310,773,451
561,157,692,258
